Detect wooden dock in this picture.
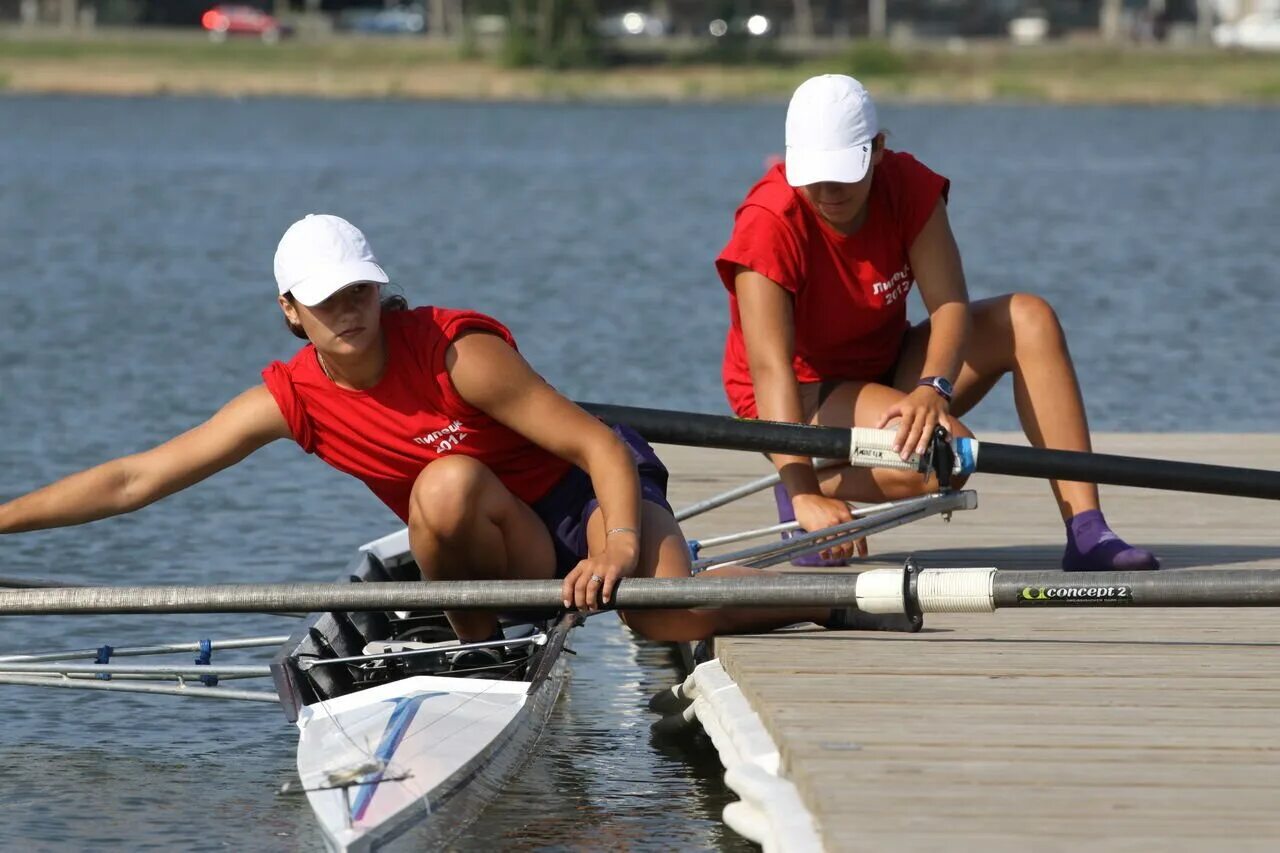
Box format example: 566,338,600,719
659,434,1280,851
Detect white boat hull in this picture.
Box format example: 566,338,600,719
298,660,570,852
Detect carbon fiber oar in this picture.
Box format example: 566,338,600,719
0,568,1278,615
578,402,1280,500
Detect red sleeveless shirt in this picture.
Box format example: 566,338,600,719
262,306,572,522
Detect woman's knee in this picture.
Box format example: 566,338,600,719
408,456,493,539
1006,292,1065,346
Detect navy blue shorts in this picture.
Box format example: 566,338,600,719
529,424,672,579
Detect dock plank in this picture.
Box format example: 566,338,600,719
657,434,1280,850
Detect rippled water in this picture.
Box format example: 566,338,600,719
0,93,1276,850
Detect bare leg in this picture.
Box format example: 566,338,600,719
891,293,1156,570
406,456,557,642
802,380,974,503
894,293,1097,519
609,502,831,642
806,294,1096,518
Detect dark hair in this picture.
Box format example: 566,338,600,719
282,288,409,340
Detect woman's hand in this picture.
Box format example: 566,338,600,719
562,536,640,612
877,386,955,460
791,493,869,560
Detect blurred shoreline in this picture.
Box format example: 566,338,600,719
2,27,1278,105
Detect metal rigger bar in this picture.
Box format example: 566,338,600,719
693,491,977,571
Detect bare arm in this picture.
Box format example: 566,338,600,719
445,332,638,495
445,332,642,604
735,266,824,497
876,198,971,456
737,266,865,558
0,385,291,533
908,198,970,386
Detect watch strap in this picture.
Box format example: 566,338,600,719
917,376,953,402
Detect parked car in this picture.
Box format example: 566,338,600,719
200,5,290,43
337,4,427,35
1212,12,1280,50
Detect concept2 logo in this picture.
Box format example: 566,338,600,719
1016,585,1133,605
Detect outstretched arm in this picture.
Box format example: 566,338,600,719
0,385,291,533
445,331,642,608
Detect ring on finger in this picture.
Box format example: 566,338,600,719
589,574,604,583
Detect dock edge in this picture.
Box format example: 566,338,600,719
683,661,825,852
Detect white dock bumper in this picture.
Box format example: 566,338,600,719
684,661,825,853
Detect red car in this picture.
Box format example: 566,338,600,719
201,5,289,43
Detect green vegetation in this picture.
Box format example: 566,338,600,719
500,0,602,69
0,30,1277,104
1250,79,1280,100
842,41,909,78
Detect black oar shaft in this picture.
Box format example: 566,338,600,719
580,402,846,458
991,569,1280,607
979,444,1280,501
580,402,1280,500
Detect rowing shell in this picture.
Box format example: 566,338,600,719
271,529,577,852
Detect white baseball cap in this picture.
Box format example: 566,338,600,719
273,214,389,307
784,74,880,187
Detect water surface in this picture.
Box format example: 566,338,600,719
0,94,1276,850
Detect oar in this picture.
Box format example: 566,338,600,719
0,569,1277,615
0,575,300,616
0,575,85,589
578,402,1280,500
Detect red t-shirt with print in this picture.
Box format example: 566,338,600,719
262,306,571,522
715,150,950,418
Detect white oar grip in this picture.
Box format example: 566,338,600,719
916,568,996,612
847,428,980,476
853,569,907,614
855,567,996,614
849,427,918,471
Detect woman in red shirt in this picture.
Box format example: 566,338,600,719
719,75,1157,573
0,214,853,643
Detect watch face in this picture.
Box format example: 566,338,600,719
936,377,954,395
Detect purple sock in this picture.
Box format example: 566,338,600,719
774,484,852,567
774,483,797,524
1062,509,1160,572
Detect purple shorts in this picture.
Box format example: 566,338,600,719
530,424,672,579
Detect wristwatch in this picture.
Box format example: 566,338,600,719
917,376,954,402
